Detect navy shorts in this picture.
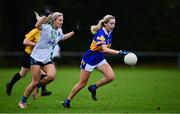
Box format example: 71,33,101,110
21,52,31,68
30,57,53,67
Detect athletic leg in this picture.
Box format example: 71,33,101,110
40,71,52,96
88,63,115,101
63,70,91,108
96,63,115,87
6,67,29,95
18,65,41,108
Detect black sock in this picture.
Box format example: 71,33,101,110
9,73,21,86
41,85,46,92
40,74,47,92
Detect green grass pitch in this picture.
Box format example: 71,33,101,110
0,66,180,113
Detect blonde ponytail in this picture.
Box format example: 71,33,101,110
90,15,115,34
90,19,104,34
34,11,40,20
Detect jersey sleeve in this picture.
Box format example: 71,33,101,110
25,29,39,41
58,28,64,41
94,30,106,46
41,24,49,32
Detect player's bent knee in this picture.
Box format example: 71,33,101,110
47,75,55,81
109,77,115,81
107,74,115,81
33,81,39,86
80,84,86,89
78,82,86,89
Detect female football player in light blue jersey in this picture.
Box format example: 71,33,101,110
63,15,129,108
18,12,75,108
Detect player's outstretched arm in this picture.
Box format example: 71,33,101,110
35,6,53,29
35,16,46,29
23,38,36,47
102,44,128,55
102,44,119,54
63,32,75,41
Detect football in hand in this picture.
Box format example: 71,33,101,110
124,52,138,65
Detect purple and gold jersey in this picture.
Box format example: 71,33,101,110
82,27,113,65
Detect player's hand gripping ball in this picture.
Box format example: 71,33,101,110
124,52,137,65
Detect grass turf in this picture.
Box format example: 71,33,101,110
0,66,180,113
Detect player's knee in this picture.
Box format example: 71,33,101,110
78,82,86,89
107,74,115,82
47,75,55,81
19,72,26,77
109,76,115,82
33,81,39,87
79,85,86,89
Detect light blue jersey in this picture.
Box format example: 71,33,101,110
31,24,64,63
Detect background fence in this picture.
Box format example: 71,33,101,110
0,51,179,68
